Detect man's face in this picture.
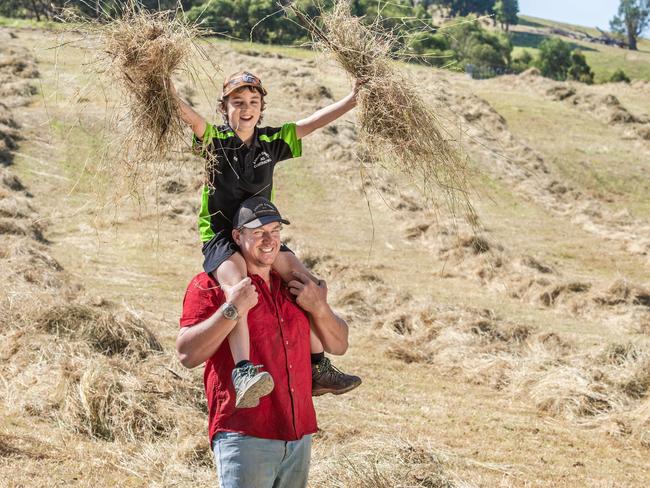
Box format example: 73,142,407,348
234,221,282,269
224,87,262,132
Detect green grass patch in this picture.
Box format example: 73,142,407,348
513,16,650,82
205,37,315,61
0,15,66,30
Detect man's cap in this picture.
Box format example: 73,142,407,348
234,196,290,229
222,71,268,98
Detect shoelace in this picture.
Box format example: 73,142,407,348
241,364,265,377
318,358,345,379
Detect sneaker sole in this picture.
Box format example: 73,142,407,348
312,378,362,397
236,372,275,409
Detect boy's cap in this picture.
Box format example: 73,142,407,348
234,196,289,229
223,71,268,97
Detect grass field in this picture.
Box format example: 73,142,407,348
1,14,650,488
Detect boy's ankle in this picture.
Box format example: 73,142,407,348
310,352,325,365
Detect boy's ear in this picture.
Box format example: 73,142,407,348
232,228,241,245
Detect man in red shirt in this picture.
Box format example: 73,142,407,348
176,196,351,488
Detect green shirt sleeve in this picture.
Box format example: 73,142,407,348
280,122,302,159
192,122,218,157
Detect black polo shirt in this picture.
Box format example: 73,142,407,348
193,122,302,242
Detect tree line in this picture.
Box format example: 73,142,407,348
1,0,647,82
2,0,646,53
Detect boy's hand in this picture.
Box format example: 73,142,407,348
288,271,328,316
353,78,365,98
225,277,258,315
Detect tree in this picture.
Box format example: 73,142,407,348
440,0,496,17
535,37,572,80
609,68,631,82
610,0,650,50
567,50,594,84
493,0,518,31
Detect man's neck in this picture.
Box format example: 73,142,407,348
247,263,272,287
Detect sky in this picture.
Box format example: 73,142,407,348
518,0,621,30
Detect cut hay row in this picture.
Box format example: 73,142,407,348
37,304,163,359
287,1,477,224
402,218,650,331
296,244,650,443
381,301,650,429
0,102,21,166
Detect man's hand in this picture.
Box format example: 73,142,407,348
288,271,328,316
224,277,258,315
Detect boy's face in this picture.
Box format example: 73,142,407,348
224,87,262,132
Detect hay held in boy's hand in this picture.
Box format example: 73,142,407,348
95,7,203,196
289,1,477,223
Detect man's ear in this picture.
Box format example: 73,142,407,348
232,228,241,246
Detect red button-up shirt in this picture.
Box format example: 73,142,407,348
179,271,317,443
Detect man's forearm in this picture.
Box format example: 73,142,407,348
176,309,235,368
309,306,349,355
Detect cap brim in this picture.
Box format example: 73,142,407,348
223,83,268,98
242,215,290,229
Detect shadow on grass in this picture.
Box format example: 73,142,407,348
511,31,597,52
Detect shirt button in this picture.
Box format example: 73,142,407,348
289,365,292,369
285,341,289,345
291,388,294,392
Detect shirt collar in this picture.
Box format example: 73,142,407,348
223,124,260,149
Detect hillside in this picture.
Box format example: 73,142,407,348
513,15,650,83
1,17,650,488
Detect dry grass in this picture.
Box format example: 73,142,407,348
84,4,209,200
310,438,475,488
37,304,163,358
0,101,21,165
287,1,477,223
54,355,201,441
380,297,650,427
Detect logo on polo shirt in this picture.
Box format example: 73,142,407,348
253,152,272,168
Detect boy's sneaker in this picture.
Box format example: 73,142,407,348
232,363,274,408
312,357,361,396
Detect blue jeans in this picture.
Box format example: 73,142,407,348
211,432,312,488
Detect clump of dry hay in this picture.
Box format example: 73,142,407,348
37,304,162,359
288,1,477,223
91,5,206,197
310,437,474,488
0,102,21,165
56,357,177,441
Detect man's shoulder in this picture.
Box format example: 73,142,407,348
180,272,223,327
188,271,217,289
